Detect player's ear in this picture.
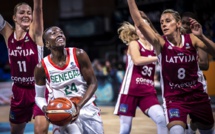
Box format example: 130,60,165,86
45,41,50,49
12,15,16,22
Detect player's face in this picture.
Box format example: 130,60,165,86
45,27,66,49
13,4,32,29
182,16,191,33
160,13,180,36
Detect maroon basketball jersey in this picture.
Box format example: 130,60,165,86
7,32,43,86
119,40,157,96
159,34,204,100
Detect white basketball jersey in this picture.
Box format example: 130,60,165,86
42,48,95,104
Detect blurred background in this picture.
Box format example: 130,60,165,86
0,0,215,105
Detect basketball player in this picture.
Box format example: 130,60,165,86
34,26,104,134
182,12,209,134
114,21,168,134
127,0,215,133
181,12,209,71
0,1,49,134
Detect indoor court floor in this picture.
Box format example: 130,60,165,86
0,105,215,134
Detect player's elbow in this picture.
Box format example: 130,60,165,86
133,61,142,66
90,79,98,93
132,57,146,66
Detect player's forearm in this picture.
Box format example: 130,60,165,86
35,84,47,111
78,83,97,108
33,0,43,37
133,56,157,66
198,35,215,56
127,0,142,27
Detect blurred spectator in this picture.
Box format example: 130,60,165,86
92,59,104,76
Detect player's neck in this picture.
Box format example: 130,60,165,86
166,34,182,47
14,29,27,41
139,39,151,50
51,49,67,67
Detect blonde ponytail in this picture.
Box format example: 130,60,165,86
118,22,139,44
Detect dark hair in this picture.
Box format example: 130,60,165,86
14,2,31,15
43,26,58,41
181,12,198,21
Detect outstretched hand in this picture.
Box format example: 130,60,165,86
190,17,203,37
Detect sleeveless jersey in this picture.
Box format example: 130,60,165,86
42,47,95,104
7,32,43,87
158,34,206,100
119,40,157,96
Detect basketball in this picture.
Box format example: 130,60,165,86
70,96,82,104
46,97,77,126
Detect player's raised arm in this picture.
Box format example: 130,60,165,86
190,18,215,56
127,0,164,54
0,14,13,47
29,0,44,46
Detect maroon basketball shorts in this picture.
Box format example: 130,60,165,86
114,93,160,117
164,94,214,126
10,84,35,124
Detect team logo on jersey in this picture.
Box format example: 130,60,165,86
24,36,29,42
11,39,14,43
70,62,76,68
141,48,145,52
119,104,128,113
178,53,184,56
168,45,172,49
16,46,22,50
169,108,180,118
185,43,190,49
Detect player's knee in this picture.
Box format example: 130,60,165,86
154,112,166,127
34,124,48,134
170,125,184,134
148,105,166,127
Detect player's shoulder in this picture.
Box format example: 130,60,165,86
34,62,46,77
35,62,43,70
129,40,138,45
73,47,86,57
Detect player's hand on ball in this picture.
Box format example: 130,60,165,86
71,103,80,123
42,106,50,121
